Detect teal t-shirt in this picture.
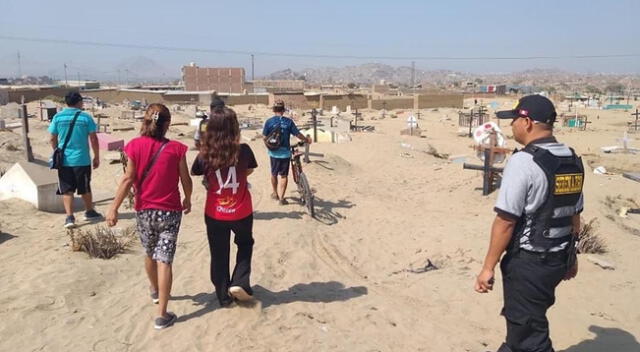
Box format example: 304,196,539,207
48,108,97,167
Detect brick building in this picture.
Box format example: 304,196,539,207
181,65,245,93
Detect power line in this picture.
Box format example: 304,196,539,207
2,35,639,61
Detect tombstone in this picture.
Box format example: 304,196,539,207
0,161,72,213
407,115,418,128
120,111,135,120
331,106,339,115
95,113,110,133
97,133,124,151
400,127,423,137
0,103,20,119
0,161,112,213
345,105,352,114
40,100,58,121
0,119,5,129
336,118,351,134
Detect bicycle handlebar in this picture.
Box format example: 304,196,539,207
290,141,306,150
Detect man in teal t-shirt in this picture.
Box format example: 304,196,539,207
48,91,102,228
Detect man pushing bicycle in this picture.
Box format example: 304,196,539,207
262,100,312,205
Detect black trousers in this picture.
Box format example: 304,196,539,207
204,214,254,306
498,250,568,352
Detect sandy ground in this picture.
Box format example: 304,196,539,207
0,98,639,351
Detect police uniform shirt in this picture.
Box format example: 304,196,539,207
494,137,584,252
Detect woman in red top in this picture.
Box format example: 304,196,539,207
106,104,192,329
191,106,258,307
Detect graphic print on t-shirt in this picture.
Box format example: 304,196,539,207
190,144,258,221
214,167,240,209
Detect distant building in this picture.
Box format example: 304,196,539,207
508,85,536,94
478,84,507,95
181,64,245,93
248,80,305,93
63,80,101,89
372,84,390,94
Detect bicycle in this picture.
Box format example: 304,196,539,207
290,141,315,218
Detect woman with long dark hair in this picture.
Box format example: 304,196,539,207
191,106,258,307
106,103,192,329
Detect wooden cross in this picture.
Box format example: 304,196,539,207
19,97,34,162
477,105,487,124
463,132,511,195
631,109,640,132
580,115,592,131
311,108,318,143
468,109,475,137
352,108,362,131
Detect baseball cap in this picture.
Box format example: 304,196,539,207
210,97,225,111
65,91,83,106
496,95,557,124
273,100,285,109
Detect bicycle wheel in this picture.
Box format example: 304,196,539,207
298,172,315,218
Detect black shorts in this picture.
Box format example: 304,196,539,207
270,157,291,176
57,166,92,195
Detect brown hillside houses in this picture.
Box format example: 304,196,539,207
182,64,245,93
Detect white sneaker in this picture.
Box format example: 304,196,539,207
229,286,253,301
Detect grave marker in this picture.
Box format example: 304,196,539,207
97,133,124,151
407,115,418,136
463,131,511,195
310,109,319,143
630,109,640,133
20,103,34,162
351,108,362,131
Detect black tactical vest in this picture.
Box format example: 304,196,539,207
511,144,584,252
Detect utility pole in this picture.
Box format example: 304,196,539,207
251,54,255,81
411,61,415,95
17,51,22,78
63,63,68,87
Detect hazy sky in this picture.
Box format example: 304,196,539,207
1,0,639,80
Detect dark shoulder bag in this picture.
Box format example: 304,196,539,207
49,111,81,169
137,140,169,191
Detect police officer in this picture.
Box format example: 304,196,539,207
474,95,584,352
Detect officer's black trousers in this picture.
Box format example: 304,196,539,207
498,251,568,352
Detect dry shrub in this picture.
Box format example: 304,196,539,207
119,151,135,209
5,143,18,152
426,144,449,159
578,218,606,254
42,95,65,104
68,225,136,259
